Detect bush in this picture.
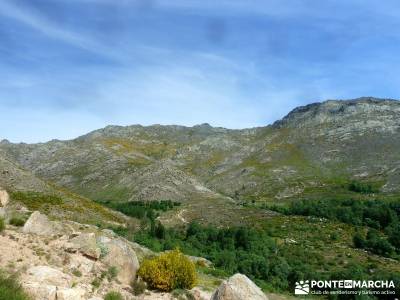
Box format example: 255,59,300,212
0,272,31,300
107,266,118,280
0,218,4,232
9,217,25,227
138,249,197,292
91,278,101,288
104,291,123,300
131,279,147,295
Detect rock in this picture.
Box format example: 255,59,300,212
22,211,62,236
0,189,9,207
188,255,212,267
68,253,95,274
23,282,57,300
97,235,140,285
211,273,268,300
67,232,101,259
190,287,213,300
24,266,72,288
56,287,86,300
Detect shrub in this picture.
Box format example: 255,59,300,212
104,291,123,300
353,232,365,248
0,272,31,300
131,279,147,295
138,249,197,292
72,269,82,277
171,289,195,300
0,218,4,232
107,266,118,280
9,217,25,227
91,278,101,288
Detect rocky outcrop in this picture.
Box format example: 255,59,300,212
56,287,87,300
24,266,72,287
97,235,140,285
0,189,9,207
22,266,74,300
66,232,101,260
211,273,268,300
23,282,57,300
22,211,63,236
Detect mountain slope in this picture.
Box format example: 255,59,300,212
1,97,399,224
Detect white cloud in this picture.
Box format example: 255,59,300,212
0,0,119,58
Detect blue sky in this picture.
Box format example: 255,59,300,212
1,0,400,142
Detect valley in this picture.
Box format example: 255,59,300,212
0,97,400,299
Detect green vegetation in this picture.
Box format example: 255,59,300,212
0,272,31,300
100,200,180,220
126,218,400,297
107,266,118,281
8,217,26,227
10,191,63,211
138,249,197,292
271,198,400,257
72,269,82,277
91,278,101,288
131,279,147,295
104,291,123,300
0,217,4,232
348,181,380,194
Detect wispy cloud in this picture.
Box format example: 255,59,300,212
0,0,117,58
0,0,399,142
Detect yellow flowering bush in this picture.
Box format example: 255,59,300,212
138,249,197,291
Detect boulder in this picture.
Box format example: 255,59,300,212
68,253,95,274
22,211,62,236
67,232,101,259
97,235,140,285
191,287,213,300
0,189,9,207
56,287,86,300
24,266,72,288
23,282,57,300
211,273,268,300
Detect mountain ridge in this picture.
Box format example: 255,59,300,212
1,97,399,225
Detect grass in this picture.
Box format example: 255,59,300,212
0,218,4,232
10,191,63,211
0,272,31,300
104,291,123,300
9,217,26,227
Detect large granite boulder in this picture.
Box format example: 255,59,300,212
24,266,72,287
22,211,62,236
22,266,73,300
211,273,268,300
67,232,101,260
97,235,140,285
23,282,57,300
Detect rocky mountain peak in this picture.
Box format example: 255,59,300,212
273,97,400,129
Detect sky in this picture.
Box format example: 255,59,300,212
1,0,400,143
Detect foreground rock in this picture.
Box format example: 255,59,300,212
211,273,268,300
67,232,101,259
98,235,140,285
23,211,63,236
22,266,78,300
0,188,9,207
